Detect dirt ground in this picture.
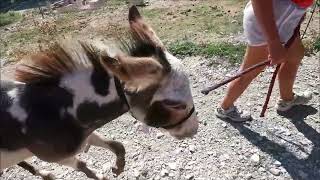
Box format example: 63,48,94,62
1,0,319,180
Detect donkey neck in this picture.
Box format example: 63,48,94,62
59,68,129,130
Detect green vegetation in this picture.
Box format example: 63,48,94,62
314,36,320,52
108,0,127,6
141,8,164,18
169,41,246,64
8,28,39,42
0,11,22,27
303,36,320,56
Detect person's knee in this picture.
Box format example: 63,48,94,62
289,39,305,61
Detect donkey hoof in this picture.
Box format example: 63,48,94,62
111,167,123,176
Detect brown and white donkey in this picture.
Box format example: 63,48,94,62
0,6,198,180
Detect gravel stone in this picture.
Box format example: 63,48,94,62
269,168,281,176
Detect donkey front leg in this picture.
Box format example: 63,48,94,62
87,132,125,176
58,156,107,180
18,161,55,180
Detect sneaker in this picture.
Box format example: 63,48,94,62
276,91,312,112
215,105,252,122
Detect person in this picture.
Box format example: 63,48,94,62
216,0,314,122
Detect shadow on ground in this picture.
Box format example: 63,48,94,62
227,105,319,180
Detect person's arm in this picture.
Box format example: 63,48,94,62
251,0,288,65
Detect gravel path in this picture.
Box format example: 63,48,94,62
1,51,319,180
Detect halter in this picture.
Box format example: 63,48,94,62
161,106,195,129
114,77,130,109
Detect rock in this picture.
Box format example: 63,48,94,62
102,162,111,172
258,167,266,172
221,122,227,128
153,175,161,180
160,169,169,177
189,145,196,153
133,169,140,177
274,161,281,167
187,161,196,166
207,151,217,156
300,139,310,145
156,132,164,139
202,121,207,126
245,173,253,179
269,168,281,176
167,12,173,16
250,154,260,164
185,174,195,180
199,78,206,83
138,169,148,177
168,162,177,170
219,154,230,161
238,155,245,160
285,131,292,136
174,147,183,154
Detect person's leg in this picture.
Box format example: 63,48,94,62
216,45,269,122
220,45,268,110
276,35,312,111
278,36,304,101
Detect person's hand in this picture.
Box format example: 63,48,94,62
268,39,288,65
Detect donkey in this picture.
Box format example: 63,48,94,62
0,6,198,180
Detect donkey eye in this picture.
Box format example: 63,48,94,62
163,100,187,110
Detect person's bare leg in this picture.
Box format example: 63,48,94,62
278,36,304,101
221,45,269,109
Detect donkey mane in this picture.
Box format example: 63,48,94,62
15,36,169,84
15,40,103,84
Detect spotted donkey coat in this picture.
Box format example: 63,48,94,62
0,6,198,180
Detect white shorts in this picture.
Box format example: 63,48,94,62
243,0,306,46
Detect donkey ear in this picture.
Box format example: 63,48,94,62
100,52,165,92
129,5,141,22
128,6,164,49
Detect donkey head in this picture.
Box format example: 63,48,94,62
100,6,198,139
